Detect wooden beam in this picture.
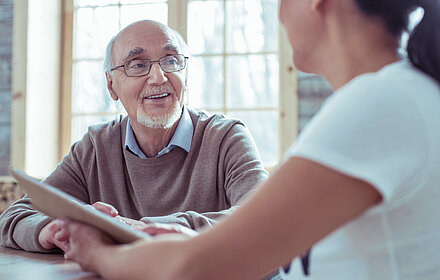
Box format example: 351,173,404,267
60,0,74,160
278,24,298,159
11,0,28,171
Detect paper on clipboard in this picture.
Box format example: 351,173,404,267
10,168,151,244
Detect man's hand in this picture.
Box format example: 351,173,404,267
91,201,198,237
131,222,198,237
91,201,119,217
91,201,140,225
38,219,71,252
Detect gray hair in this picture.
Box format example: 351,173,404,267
103,25,189,74
171,29,190,57
104,35,116,73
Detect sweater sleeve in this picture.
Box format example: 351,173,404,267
141,123,268,230
0,195,54,252
218,122,268,205
0,134,93,252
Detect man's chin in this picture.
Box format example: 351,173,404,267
137,108,181,129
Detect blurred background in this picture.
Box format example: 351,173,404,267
0,0,332,180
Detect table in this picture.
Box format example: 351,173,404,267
0,246,101,280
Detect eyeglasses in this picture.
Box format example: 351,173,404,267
110,54,189,77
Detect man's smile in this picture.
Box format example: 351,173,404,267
145,93,170,99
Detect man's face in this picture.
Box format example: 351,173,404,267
107,21,186,129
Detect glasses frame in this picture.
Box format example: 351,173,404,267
110,54,189,77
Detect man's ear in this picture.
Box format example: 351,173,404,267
106,72,118,101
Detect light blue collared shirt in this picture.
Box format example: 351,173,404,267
125,106,194,158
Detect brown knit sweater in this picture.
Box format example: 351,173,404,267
0,109,267,252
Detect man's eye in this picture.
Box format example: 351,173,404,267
129,61,148,69
164,58,178,65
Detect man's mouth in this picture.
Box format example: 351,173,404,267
144,93,171,99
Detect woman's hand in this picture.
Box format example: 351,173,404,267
61,219,196,280
38,219,71,252
61,218,116,273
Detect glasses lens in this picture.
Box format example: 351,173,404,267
126,59,151,76
160,55,185,72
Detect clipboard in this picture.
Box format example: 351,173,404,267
10,168,151,244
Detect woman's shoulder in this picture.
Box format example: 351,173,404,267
343,60,438,96
326,60,439,119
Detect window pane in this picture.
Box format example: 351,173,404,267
72,60,125,114
226,0,278,53
71,114,124,143
120,0,167,4
227,110,279,166
75,0,118,8
75,7,119,59
187,56,224,109
188,1,224,55
226,54,278,108
120,3,168,28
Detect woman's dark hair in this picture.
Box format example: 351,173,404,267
353,0,440,83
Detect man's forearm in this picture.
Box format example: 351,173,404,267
140,207,237,230
0,197,53,252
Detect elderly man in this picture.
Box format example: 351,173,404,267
0,20,267,253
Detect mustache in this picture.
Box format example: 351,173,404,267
142,85,174,97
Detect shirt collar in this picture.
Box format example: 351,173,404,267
125,106,194,158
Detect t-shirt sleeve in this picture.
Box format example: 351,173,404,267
287,79,429,207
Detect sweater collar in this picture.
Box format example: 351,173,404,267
125,106,194,158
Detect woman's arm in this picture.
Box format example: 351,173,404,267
182,157,382,279
64,157,382,279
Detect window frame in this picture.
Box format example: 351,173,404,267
11,0,62,178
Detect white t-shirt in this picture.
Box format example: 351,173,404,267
281,60,440,280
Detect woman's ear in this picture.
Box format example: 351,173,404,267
106,72,118,101
311,0,325,10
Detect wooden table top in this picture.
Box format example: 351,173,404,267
0,245,101,280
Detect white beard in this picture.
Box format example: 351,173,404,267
136,102,182,129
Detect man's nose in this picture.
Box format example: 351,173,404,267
147,62,167,85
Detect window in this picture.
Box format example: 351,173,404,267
186,0,280,166
62,0,298,169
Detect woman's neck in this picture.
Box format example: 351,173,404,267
323,46,400,90
316,2,401,90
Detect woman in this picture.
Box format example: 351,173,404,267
61,0,440,279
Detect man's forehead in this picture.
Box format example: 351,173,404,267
114,22,180,60
125,43,178,58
